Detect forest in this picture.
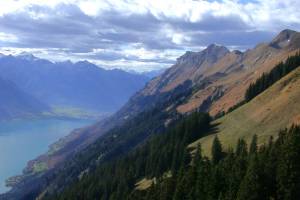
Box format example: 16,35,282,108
49,112,211,199
49,109,300,200
134,125,300,200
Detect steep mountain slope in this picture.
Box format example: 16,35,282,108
0,55,149,115
0,77,48,120
189,30,299,115
116,44,230,119
189,66,300,156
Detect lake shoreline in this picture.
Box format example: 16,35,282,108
0,117,95,193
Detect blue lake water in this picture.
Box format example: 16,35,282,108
0,118,94,193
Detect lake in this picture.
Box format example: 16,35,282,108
0,118,94,193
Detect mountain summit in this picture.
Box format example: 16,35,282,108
139,44,230,96
176,44,229,66
270,29,300,49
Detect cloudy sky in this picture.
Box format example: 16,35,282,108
0,0,299,72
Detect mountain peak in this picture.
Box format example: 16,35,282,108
177,44,229,66
205,43,229,56
16,52,39,61
270,29,299,49
206,43,228,51
75,60,93,66
278,29,297,36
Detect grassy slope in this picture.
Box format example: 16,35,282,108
189,67,300,156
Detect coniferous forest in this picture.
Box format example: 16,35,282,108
137,126,300,200
49,110,300,200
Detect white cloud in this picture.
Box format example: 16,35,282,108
1,0,299,29
0,32,18,42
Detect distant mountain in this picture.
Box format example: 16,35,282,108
127,69,166,79
0,55,149,116
141,69,166,78
0,77,49,120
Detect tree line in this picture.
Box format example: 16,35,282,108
245,52,300,102
215,52,300,119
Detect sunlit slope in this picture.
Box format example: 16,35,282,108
189,67,300,156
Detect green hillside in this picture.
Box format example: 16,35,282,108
189,66,300,156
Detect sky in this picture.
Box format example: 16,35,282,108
0,0,299,72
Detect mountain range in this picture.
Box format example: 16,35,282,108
2,29,300,199
0,55,149,119
0,77,49,120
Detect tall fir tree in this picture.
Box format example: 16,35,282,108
249,134,258,154
277,126,300,200
212,136,223,164
236,155,265,200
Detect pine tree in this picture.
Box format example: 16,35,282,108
249,134,258,154
212,136,223,164
195,157,211,200
277,126,300,200
173,168,189,200
236,138,248,157
237,155,265,200
261,136,277,200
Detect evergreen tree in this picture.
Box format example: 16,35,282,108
212,136,223,164
236,138,248,157
249,134,258,154
277,126,300,200
237,155,265,200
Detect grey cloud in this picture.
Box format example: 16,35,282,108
101,11,162,32
79,50,175,65
169,14,250,32
188,30,276,48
